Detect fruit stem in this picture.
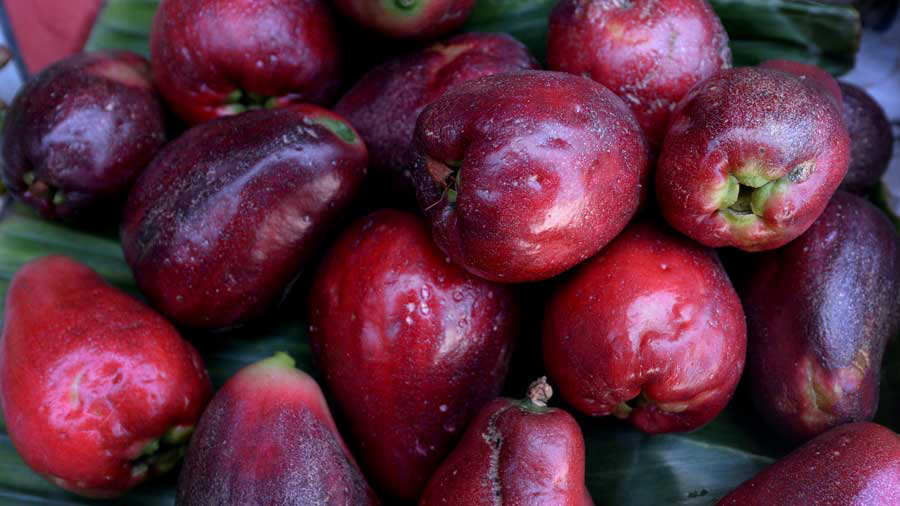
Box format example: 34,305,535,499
259,351,296,369
526,377,553,407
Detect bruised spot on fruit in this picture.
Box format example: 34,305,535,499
307,116,359,144
69,371,85,407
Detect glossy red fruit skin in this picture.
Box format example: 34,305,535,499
543,221,746,433
176,354,380,505
150,0,342,125
121,106,367,330
334,0,475,39
419,383,594,506
0,256,212,498
308,209,518,500
547,0,731,150
717,422,900,505
335,32,538,198
1,51,166,222
412,70,649,283
656,67,851,252
759,59,842,109
741,192,900,441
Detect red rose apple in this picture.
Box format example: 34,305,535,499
547,0,731,149
151,0,342,124
412,70,649,283
656,66,851,251
335,32,538,199
543,221,746,433
308,209,518,500
0,256,212,498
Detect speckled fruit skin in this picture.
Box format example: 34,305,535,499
741,192,900,441
0,256,212,498
121,106,367,330
543,221,746,433
308,210,518,500
334,0,475,39
838,81,894,193
412,70,649,283
546,0,731,149
419,379,594,506
717,422,900,505
656,67,851,252
1,51,166,222
150,0,342,125
759,59,842,108
175,354,380,505
335,32,538,199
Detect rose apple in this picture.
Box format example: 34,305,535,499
335,32,538,199
543,220,746,433
419,378,594,505
0,256,212,498
717,422,900,505
547,0,731,149
150,0,342,124
308,209,518,500
121,106,367,329
1,51,166,223
176,353,380,505
656,66,851,251
759,59,842,108
412,70,649,283
838,81,894,193
741,191,900,440
334,0,475,39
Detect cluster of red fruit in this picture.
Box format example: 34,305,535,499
0,0,898,504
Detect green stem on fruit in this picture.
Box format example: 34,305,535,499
259,351,296,369
395,0,416,8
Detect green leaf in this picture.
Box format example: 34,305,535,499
83,0,160,58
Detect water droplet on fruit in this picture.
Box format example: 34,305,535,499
405,316,414,325
176,295,184,302
452,290,464,301
439,404,448,412
421,286,430,299
660,263,668,270
255,60,264,68
458,317,468,328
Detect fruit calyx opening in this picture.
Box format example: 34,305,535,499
424,158,461,210
220,89,279,115
394,0,416,8
717,160,814,221
130,424,195,479
22,172,65,209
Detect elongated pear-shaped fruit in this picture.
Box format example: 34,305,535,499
176,353,380,505
718,422,900,505
419,378,594,505
0,255,212,498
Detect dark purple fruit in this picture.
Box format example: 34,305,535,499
121,105,367,329
176,353,380,505
838,81,894,193
742,191,900,440
1,51,166,222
